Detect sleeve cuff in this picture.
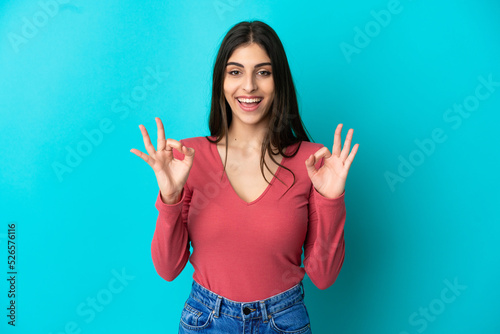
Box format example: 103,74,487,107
312,187,345,205
155,188,185,212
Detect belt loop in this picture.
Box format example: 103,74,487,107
259,300,269,323
213,296,222,318
300,281,305,299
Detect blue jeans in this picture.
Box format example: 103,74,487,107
178,280,312,333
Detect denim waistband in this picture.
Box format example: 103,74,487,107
188,280,305,321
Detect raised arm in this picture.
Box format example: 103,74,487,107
303,176,346,289
303,124,357,289
151,183,192,281
130,117,196,281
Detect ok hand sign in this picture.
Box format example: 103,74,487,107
130,117,195,204
305,124,359,199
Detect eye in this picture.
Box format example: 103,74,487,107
228,70,240,75
258,70,271,76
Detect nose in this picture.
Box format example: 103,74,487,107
242,72,257,92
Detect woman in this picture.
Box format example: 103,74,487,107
131,20,358,333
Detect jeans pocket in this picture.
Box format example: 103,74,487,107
269,301,311,334
179,296,214,330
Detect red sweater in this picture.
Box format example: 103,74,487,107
151,136,346,302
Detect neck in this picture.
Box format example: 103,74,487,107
225,120,269,151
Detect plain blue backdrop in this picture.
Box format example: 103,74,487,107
1,0,499,333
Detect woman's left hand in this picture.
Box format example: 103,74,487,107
305,124,359,199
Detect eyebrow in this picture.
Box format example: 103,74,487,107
226,62,272,68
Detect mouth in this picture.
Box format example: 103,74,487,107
236,97,263,111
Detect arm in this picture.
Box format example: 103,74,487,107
303,157,346,290
150,141,193,282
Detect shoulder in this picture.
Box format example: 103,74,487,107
297,140,324,150
291,140,325,157
179,136,213,148
171,136,212,159
287,141,327,168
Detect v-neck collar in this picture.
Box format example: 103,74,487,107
209,136,291,206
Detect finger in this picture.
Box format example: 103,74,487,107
156,117,166,151
130,148,155,169
312,146,332,162
343,143,359,172
139,124,157,156
340,128,353,162
304,153,318,177
305,147,331,177
181,145,195,165
332,124,343,157
165,138,183,159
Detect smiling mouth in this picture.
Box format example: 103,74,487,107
236,98,263,111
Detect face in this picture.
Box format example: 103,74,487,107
223,43,274,129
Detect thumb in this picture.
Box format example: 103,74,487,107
181,146,195,164
304,154,317,178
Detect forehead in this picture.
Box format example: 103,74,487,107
228,43,271,64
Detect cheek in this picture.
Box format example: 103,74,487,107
262,80,274,96
223,82,237,99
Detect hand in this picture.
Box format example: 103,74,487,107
305,124,359,199
130,117,195,203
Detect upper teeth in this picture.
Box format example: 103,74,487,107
238,98,262,103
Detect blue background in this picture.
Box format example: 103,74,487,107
1,0,499,333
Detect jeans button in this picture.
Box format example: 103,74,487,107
243,307,251,315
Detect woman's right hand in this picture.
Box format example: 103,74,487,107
130,117,195,204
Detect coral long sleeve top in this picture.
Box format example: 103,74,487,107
151,136,346,302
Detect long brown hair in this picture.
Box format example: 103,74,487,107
205,20,314,195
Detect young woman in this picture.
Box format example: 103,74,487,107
131,20,358,333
